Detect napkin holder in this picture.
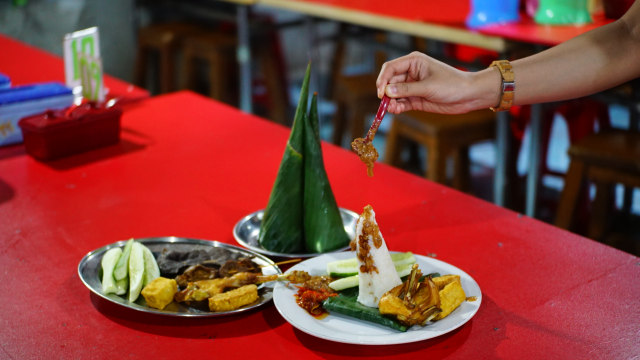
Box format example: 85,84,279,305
0,82,74,146
18,102,122,161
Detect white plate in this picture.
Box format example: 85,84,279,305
273,252,481,345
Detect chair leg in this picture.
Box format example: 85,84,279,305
350,103,368,142
160,47,174,94
384,118,401,166
181,48,196,91
427,140,447,184
134,47,148,89
588,181,613,241
332,100,347,146
452,146,471,191
208,52,224,101
555,159,587,230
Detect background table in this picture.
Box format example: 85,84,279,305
0,91,638,359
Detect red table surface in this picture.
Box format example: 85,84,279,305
306,0,470,24
477,13,613,47
0,34,149,102
0,91,638,359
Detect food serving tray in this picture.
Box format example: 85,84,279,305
233,208,357,258
78,237,282,317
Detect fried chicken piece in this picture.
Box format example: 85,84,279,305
218,257,260,277
175,264,218,288
174,272,275,303
378,264,441,326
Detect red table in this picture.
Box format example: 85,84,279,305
0,34,149,103
477,13,612,47
0,90,638,359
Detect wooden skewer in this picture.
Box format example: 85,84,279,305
261,258,302,268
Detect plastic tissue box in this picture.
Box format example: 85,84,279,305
0,73,9,89
18,102,122,161
0,82,74,146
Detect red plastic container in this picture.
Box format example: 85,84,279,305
18,103,122,161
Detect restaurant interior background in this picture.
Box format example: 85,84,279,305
1,0,638,255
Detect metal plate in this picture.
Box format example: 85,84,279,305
78,237,282,317
233,208,357,258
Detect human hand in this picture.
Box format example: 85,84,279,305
376,51,495,114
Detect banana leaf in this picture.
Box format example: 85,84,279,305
303,93,351,253
258,63,311,253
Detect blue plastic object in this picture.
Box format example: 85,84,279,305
0,73,9,89
466,0,520,29
0,82,74,146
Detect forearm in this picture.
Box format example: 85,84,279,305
469,4,640,109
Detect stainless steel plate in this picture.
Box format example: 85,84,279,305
233,208,357,258
78,237,282,317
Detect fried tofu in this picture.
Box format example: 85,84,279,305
208,284,258,312
433,276,466,320
141,277,178,310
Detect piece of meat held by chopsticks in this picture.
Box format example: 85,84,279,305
351,95,390,177
350,204,402,307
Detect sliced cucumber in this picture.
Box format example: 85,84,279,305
329,275,359,291
113,238,134,281
141,244,160,286
128,241,145,302
329,263,414,291
101,247,123,294
326,252,416,278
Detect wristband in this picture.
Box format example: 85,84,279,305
489,60,515,112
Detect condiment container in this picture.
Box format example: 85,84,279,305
0,82,74,146
18,102,122,161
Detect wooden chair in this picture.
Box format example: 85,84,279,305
134,22,205,94
180,31,238,106
555,130,640,241
179,20,289,124
384,110,496,191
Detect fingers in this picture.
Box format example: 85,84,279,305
384,81,429,99
376,52,426,98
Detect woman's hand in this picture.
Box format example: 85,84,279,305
376,51,500,115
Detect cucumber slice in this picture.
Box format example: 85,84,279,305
113,238,134,281
101,247,123,294
128,241,145,302
329,275,359,291
329,263,415,291
326,252,416,277
141,244,160,286
115,277,128,295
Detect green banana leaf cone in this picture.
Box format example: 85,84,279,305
303,94,350,253
258,64,311,253
259,63,349,254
